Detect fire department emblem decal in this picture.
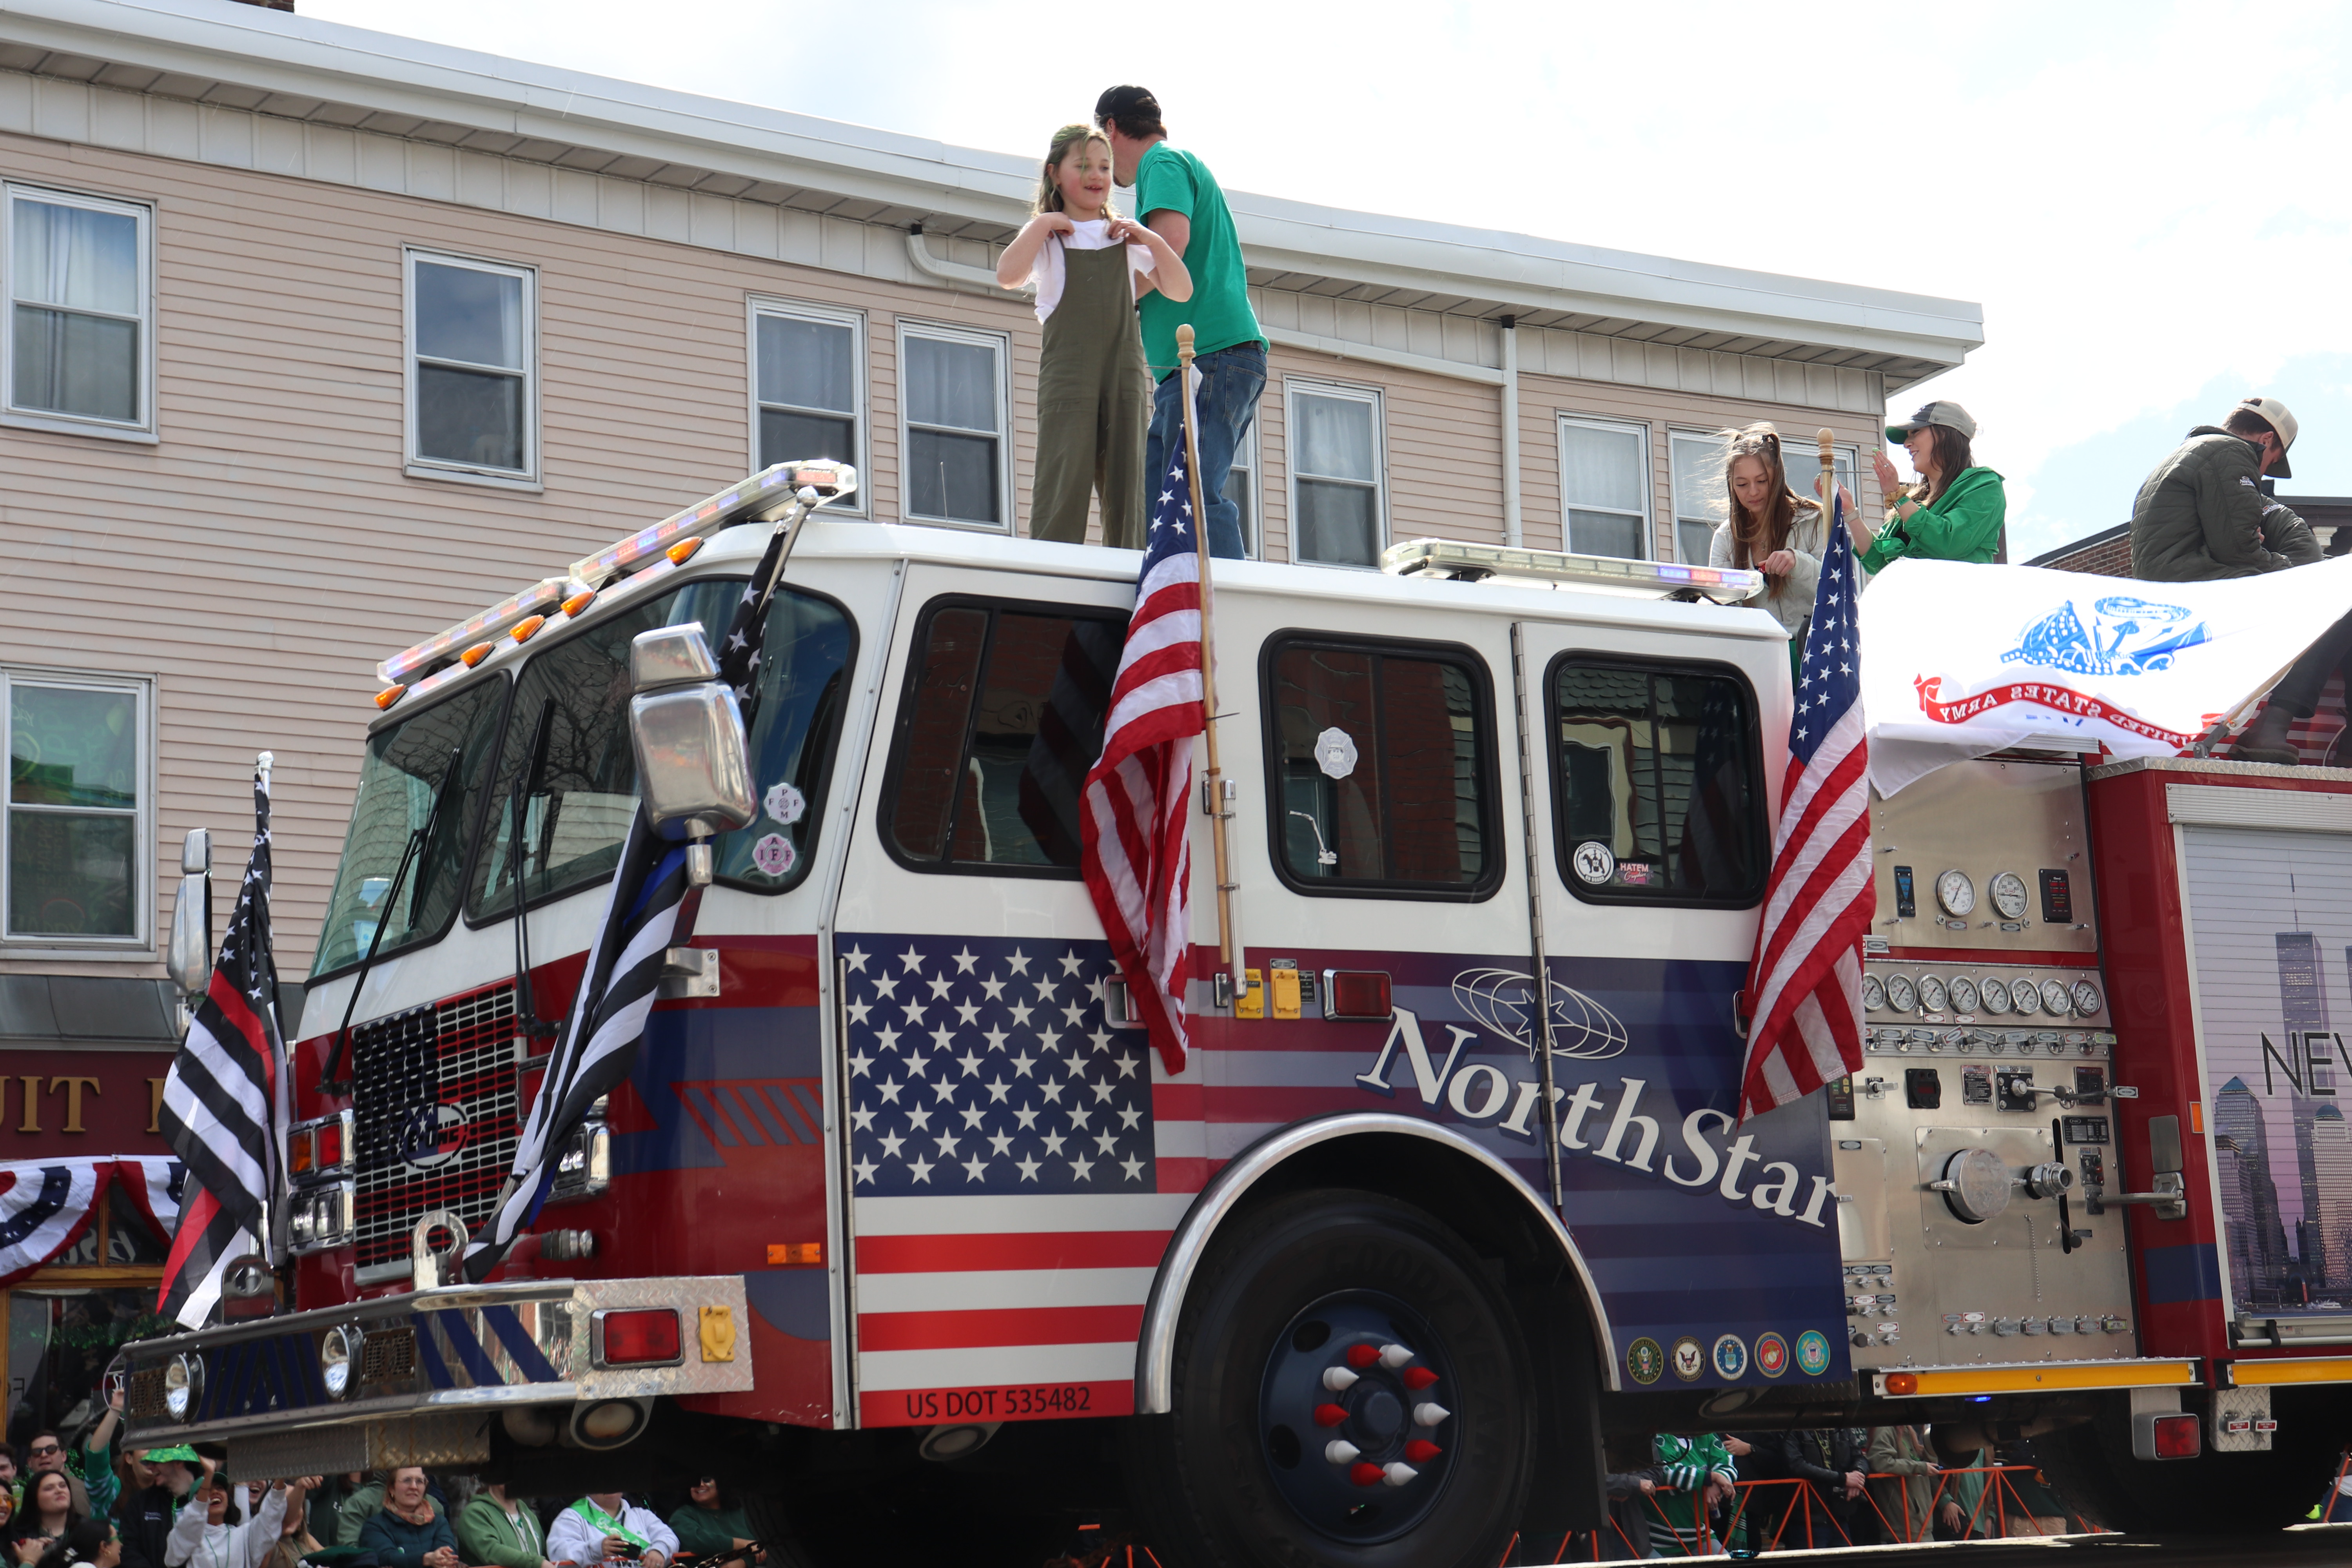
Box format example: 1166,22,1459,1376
398,1102,469,1169
1754,1332,1790,1378
1626,1338,1664,1386
1669,1336,1704,1382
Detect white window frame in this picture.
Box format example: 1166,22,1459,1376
1,183,157,443
896,318,1012,533
1285,377,1389,569
1558,414,1653,561
0,668,155,954
403,247,541,490
1666,428,1724,566
1669,427,1860,564
1227,416,1262,559
747,296,867,517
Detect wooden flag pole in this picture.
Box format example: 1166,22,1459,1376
1177,325,1241,991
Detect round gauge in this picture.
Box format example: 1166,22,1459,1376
1936,869,1976,918
1918,975,1949,1013
2042,979,2074,1016
1978,978,2011,1016
2010,977,2043,1014
1886,975,1919,1013
1948,976,1981,1014
2071,980,2103,1016
1862,974,1887,1012
1989,871,2031,920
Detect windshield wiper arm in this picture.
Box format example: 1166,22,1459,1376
509,699,560,1047
320,744,465,1095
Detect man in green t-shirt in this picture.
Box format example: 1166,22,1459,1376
1096,85,1265,561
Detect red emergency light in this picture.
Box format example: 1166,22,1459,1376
1325,971,1393,1022
2149,1413,2200,1459
596,1308,682,1367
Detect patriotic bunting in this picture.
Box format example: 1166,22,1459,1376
0,1158,183,1287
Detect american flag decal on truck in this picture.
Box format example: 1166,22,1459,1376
842,933,1190,1427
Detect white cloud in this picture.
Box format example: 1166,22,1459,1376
305,0,2352,552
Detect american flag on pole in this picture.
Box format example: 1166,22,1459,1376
1738,496,1873,1119
466,517,793,1281
159,756,287,1327
1080,439,1205,1076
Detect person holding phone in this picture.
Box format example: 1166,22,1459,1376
1851,401,2005,570
546,1495,672,1568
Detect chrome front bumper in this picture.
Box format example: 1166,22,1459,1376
120,1275,751,1470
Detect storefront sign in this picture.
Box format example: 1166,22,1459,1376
0,1052,176,1158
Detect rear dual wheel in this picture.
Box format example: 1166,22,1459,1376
1124,1189,1535,1568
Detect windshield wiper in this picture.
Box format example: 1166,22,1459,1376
320,744,466,1095
508,699,561,1049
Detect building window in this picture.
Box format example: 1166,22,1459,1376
406,249,537,481
1547,657,1765,907
1225,417,1261,559
4,672,150,946
1670,429,1860,565
1262,635,1497,900
753,300,864,511
1288,381,1386,567
3,184,152,434
1559,416,1650,560
899,322,1009,530
880,597,1125,876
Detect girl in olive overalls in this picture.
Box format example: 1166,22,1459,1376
998,123,1191,548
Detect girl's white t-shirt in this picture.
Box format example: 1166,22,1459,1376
1027,218,1156,325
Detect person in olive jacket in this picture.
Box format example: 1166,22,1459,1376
356,1470,457,1568
2129,396,2339,764
1854,401,2005,571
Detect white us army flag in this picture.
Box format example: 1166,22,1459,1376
1858,554,2352,795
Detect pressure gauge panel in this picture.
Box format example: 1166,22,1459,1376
2042,978,2074,1017
1887,975,1919,1013
1947,976,1980,1014
2010,978,2043,1015
1936,869,1976,918
1978,978,2011,1015
2071,980,2103,1016
1918,975,1949,1013
1862,974,1887,1012
1989,871,2031,920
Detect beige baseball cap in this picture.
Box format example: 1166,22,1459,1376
2234,395,2298,478
1886,400,1977,443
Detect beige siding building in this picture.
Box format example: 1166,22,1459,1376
0,0,1980,1052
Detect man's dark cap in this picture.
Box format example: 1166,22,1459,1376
1094,85,1162,134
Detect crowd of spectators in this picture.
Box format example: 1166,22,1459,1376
1608,1425,2086,1555
0,1396,764,1568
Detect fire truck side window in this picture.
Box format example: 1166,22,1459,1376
1265,638,1495,897
311,679,508,978
1548,658,1766,906
883,599,1124,873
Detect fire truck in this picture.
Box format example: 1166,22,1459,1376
118,464,2352,1564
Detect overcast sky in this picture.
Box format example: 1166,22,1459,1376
308,0,2352,560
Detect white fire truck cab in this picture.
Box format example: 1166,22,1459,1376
117,466,2352,1564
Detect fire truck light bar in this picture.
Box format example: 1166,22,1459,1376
376,461,858,688
1379,538,1763,604
569,460,857,589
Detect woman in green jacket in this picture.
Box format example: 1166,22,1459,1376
665,1480,759,1564
454,1481,551,1568
1856,401,2005,572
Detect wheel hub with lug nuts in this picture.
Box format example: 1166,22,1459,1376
1258,1292,1455,1542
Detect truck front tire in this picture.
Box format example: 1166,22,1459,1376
1123,1188,1535,1568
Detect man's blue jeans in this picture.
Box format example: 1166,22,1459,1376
1145,341,1265,561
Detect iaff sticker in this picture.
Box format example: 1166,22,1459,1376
1626,1338,1664,1386
1669,1336,1704,1382
751,832,797,877
1754,1332,1790,1378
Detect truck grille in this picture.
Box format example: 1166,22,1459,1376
350,982,521,1274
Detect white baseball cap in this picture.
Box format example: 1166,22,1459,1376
2234,396,2298,479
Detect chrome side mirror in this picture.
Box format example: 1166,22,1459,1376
626,626,755,850
166,826,214,996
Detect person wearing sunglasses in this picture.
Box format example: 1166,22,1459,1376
666,1481,760,1567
